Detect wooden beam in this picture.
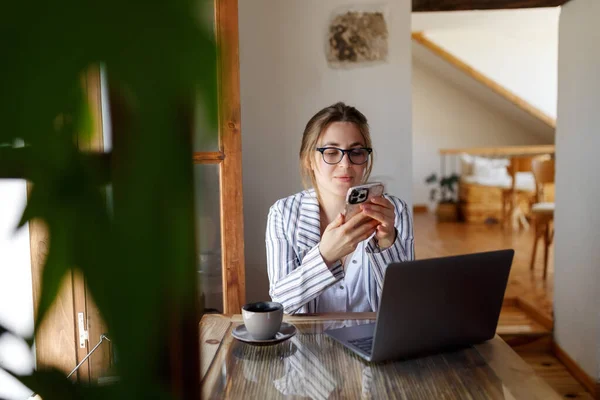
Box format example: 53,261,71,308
215,0,246,314
80,65,111,384
412,0,569,12
192,151,224,164
412,32,556,129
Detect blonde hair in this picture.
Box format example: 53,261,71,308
299,102,374,201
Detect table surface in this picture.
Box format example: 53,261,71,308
200,313,561,399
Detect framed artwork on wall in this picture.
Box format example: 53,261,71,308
327,6,389,68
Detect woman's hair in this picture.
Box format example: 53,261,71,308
299,102,373,200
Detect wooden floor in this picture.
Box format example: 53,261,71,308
414,212,554,323
520,353,595,400
413,212,595,400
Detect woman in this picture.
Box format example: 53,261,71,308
266,102,414,314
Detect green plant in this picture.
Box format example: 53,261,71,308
1,1,217,399
425,173,460,204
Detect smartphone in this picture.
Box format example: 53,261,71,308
343,182,385,221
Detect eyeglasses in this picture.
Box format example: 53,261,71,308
315,147,372,165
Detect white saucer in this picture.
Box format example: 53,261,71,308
232,322,297,346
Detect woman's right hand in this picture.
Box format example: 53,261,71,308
319,212,379,267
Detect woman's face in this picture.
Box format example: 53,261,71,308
312,122,368,200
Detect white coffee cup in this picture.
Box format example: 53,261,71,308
241,301,284,340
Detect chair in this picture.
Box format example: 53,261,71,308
501,156,536,231
529,157,555,279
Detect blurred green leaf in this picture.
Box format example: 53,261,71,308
2,0,218,397
17,184,42,228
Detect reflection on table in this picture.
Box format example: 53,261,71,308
200,314,561,399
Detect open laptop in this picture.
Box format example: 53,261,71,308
324,249,514,362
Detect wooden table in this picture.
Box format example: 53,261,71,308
200,313,560,399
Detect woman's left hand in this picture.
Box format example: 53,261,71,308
360,196,396,249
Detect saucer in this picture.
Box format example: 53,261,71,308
232,322,297,346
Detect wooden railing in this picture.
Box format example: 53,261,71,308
439,145,555,157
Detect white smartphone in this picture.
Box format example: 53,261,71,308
343,182,385,221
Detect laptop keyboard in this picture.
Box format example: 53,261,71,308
349,336,373,354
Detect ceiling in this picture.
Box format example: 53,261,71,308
412,6,560,32
411,7,557,142
412,39,555,142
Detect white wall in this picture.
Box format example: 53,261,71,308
554,0,600,382
412,59,548,207
422,20,559,119
0,181,35,400
239,0,412,303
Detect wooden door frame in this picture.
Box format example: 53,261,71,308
79,66,112,382
28,67,108,382
215,0,245,315
192,0,245,314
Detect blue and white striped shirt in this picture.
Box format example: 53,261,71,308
266,189,415,314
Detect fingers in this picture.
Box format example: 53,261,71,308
353,228,377,245
361,203,394,225
326,213,345,231
363,197,396,247
347,219,379,242
370,196,393,208
345,209,375,227
362,202,394,215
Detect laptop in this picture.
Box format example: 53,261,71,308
324,249,514,362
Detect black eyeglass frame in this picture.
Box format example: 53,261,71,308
315,147,373,165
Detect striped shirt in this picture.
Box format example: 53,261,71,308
265,189,415,314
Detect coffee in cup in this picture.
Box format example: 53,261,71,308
241,301,284,340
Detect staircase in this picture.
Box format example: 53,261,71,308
499,298,552,352
499,301,594,399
